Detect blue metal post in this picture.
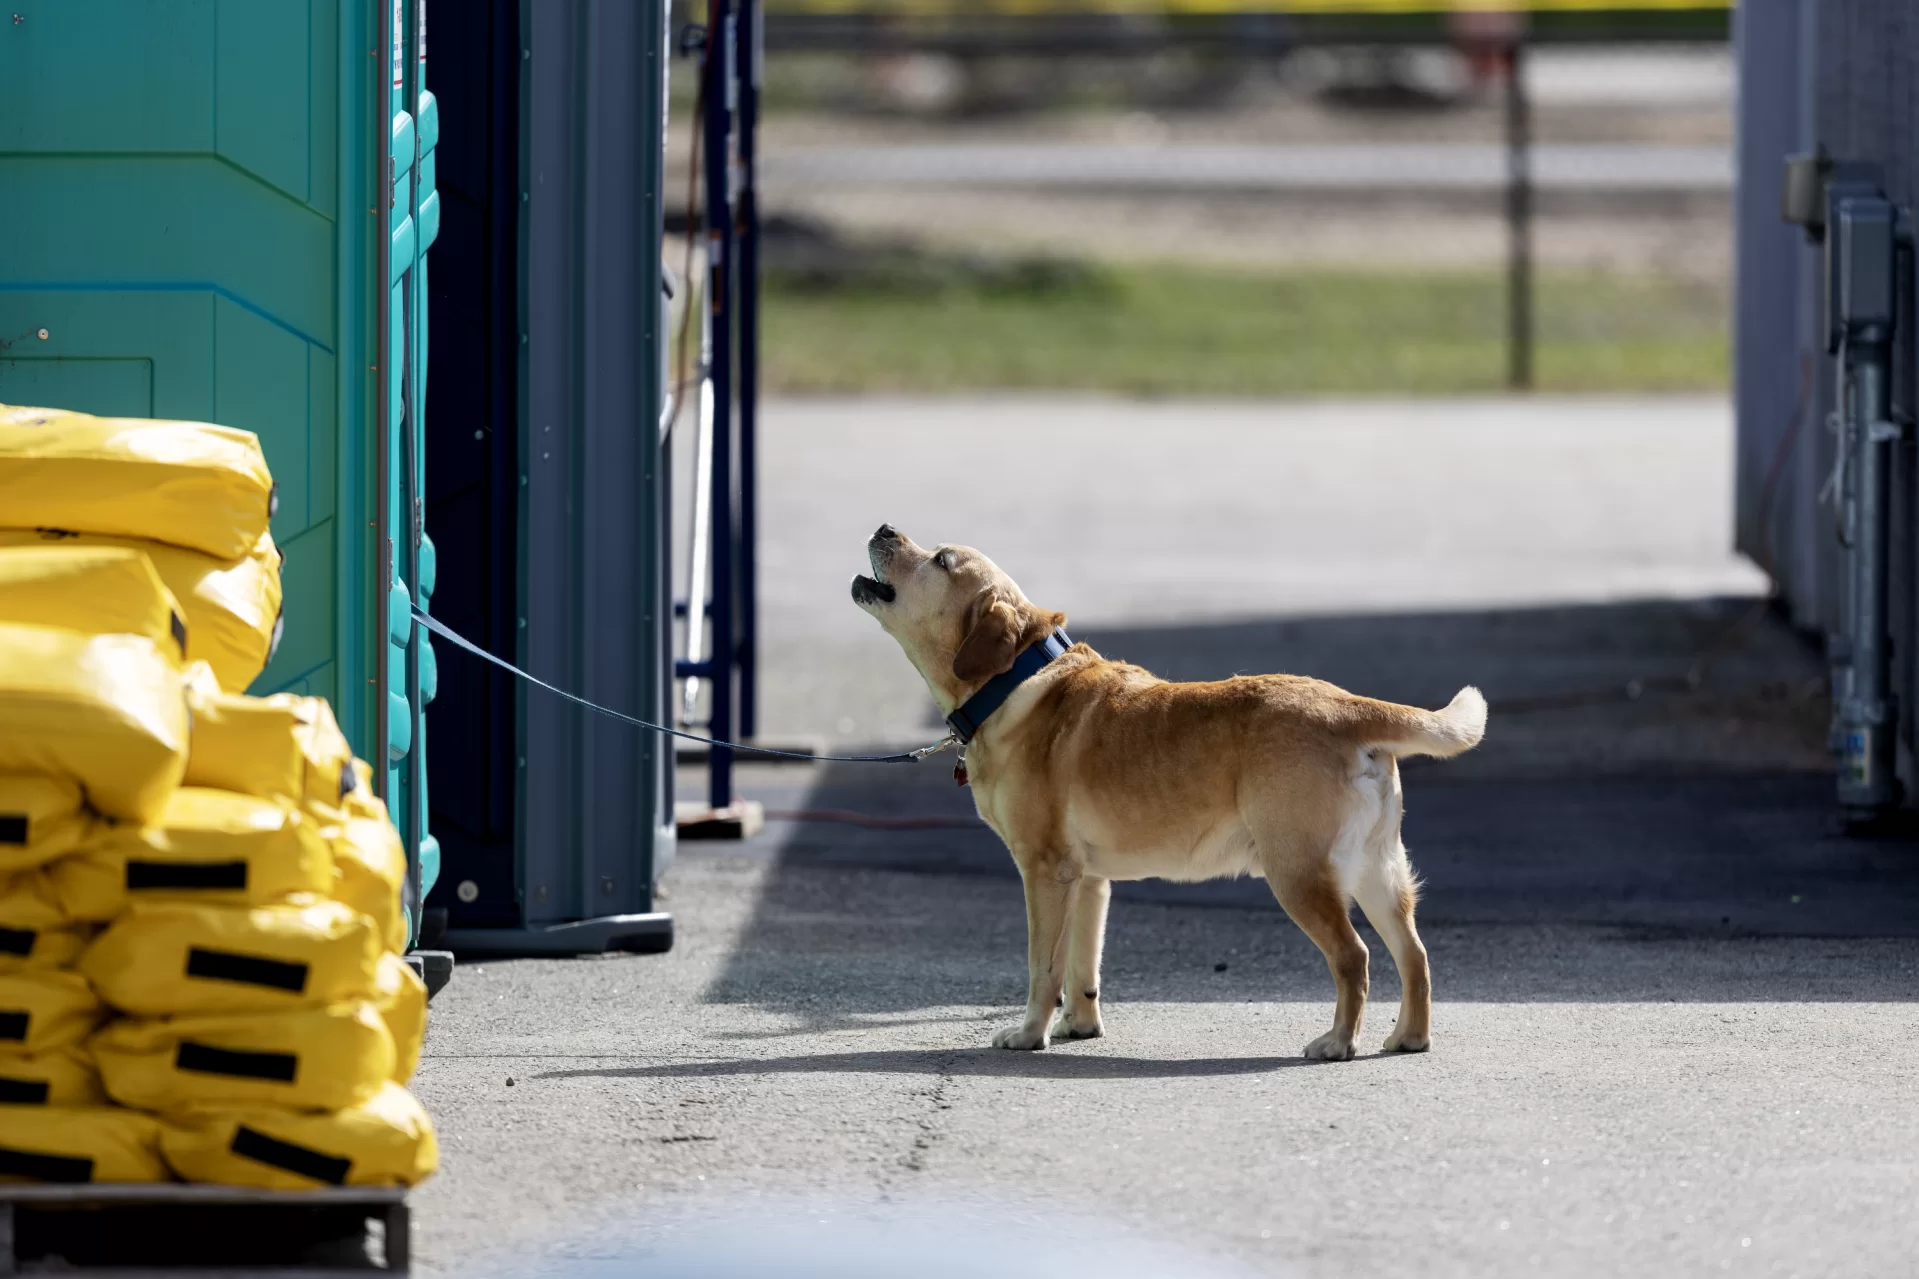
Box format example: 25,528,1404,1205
737,0,761,741
702,0,737,810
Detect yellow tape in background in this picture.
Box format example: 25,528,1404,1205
766,0,1729,14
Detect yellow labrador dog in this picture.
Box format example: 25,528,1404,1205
852,525,1485,1061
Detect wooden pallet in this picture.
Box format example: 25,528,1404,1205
0,1183,408,1276
675,799,766,841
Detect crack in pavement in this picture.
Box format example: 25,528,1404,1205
897,1048,960,1179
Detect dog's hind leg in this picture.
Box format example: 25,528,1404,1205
1055,873,1109,1041
1265,863,1369,1062
1351,838,1431,1053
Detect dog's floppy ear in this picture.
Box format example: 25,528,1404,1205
953,594,1068,684
953,593,1020,684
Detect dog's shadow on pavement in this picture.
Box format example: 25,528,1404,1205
533,1047,1404,1082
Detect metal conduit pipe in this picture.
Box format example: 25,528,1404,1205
1823,180,1906,823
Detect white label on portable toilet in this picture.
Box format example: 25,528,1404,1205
393,0,404,88
419,0,426,67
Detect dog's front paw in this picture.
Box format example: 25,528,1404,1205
1382,1026,1430,1053
992,1023,1049,1050
1302,1030,1356,1062
1051,1011,1103,1041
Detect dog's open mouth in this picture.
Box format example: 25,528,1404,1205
851,574,895,606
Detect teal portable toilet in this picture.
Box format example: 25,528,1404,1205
425,0,676,956
0,0,443,936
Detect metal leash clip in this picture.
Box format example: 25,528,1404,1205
909,733,960,761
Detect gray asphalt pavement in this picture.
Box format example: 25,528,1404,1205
413,396,1919,1278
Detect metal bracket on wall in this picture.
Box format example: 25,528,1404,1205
1820,169,1910,827
1782,146,1832,242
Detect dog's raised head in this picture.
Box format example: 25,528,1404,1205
852,524,1067,713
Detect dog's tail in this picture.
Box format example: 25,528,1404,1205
1350,686,1487,760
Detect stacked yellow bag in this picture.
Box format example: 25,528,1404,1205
0,546,188,1182
63,671,435,1186
0,405,284,693
58,694,435,1188
0,409,434,1190
0,778,117,1183
0,530,283,696
182,675,412,962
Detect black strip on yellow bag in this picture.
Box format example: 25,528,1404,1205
0,872,89,970
0,1047,106,1106
0,405,275,561
331,815,408,955
0,925,88,972
288,757,381,827
0,775,94,874
0,1106,167,1183
80,899,380,1018
372,952,426,1084
0,969,102,1055
159,1081,436,1189
184,690,355,816
49,788,333,923
0,546,188,661
0,529,283,693
0,624,188,823
92,1001,395,1113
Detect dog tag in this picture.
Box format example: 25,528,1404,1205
954,759,969,787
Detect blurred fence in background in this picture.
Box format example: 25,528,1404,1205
666,0,1733,398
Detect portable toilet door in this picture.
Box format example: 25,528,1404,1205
387,0,441,934
425,0,676,957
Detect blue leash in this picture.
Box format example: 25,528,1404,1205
412,607,956,765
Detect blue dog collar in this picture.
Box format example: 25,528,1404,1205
946,629,1074,744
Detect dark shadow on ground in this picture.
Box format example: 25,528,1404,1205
1070,596,1821,716
699,598,1919,1019
534,1047,1349,1082
743,771,1917,938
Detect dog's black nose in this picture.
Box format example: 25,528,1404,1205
874,523,899,542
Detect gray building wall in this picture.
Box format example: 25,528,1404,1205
1736,0,1919,788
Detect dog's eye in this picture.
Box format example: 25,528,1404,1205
933,551,950,571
